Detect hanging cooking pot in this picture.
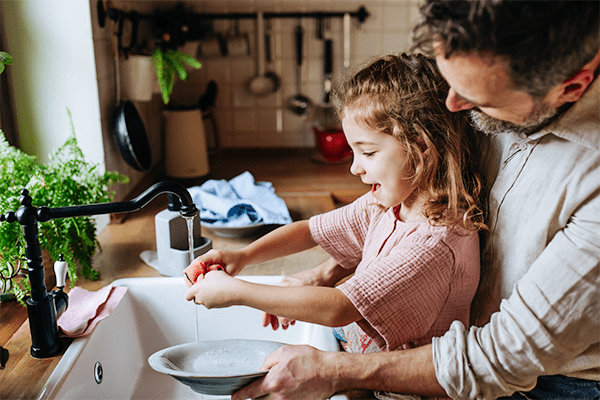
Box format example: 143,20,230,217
114,101,152,171
112,17,151,171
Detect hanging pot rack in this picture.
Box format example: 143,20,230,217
98,1,369,28
179,7,370,23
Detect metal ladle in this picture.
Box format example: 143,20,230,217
248,11,280,96
288,23,313,117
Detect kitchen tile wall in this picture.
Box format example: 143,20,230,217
97,0,421,145
91,1,421,197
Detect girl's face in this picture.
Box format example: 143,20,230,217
343,116,418,211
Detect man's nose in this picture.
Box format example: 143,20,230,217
446,88,475,112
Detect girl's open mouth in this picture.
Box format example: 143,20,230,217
371,183,381,194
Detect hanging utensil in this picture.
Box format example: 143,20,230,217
314,19,341,132
117,11,139,59
287,22,313,117
311,18,348,165
323,22,334,104
197,80,218,112
112,18,151,171
343,12,351,69
248,11,280,96
265,17,272,63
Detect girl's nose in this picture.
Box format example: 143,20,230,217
446,88,475,112
350,158,364,176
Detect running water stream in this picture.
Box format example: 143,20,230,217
184,216,200,342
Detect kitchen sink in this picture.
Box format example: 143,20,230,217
39,276,347,399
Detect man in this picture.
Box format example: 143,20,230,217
233,1,600,399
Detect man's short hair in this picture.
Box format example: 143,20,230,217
413,0,600,98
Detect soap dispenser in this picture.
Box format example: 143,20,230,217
155,194,212,276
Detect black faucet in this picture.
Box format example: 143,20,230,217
0,181,198,358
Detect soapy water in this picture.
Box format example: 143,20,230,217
190,346,269,376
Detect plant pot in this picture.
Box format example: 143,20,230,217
120,54,155,102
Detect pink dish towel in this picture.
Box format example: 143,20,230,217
58,285,128,338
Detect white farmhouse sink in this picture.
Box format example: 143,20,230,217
40,276,347,400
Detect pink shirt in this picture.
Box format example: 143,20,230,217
309,192,480,352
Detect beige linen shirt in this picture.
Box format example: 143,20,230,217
433,78,600,399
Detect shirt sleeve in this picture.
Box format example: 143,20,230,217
309,192,373,269
339,232,455,351
432,197,600,399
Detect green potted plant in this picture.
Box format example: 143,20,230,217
0,114,128,303
152,45,202,105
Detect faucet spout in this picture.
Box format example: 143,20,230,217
38,181,198,221
0,181,198,358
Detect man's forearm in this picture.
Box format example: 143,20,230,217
317,256,355,286
330,344,447,397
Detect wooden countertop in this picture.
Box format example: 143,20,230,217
0,149,368,399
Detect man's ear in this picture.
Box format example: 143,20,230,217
557,69,595,103
554,50,600,104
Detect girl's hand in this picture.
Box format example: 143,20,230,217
261,273,313,330
184,270,244,308
183,249,247,287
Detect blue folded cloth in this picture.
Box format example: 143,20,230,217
188,171,292,228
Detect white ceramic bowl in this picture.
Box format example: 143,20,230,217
148,339,284,395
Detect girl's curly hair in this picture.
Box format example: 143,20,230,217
335,53,486,232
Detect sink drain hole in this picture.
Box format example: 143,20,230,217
94,361,103,384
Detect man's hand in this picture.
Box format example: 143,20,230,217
232,345,338,400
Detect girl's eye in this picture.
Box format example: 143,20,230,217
363,151,375,157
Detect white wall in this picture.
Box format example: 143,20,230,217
2,0,104,166
2,0,108,230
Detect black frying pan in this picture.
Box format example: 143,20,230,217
114,100,151,171
112,13,151,172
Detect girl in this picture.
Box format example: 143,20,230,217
184,53,486,354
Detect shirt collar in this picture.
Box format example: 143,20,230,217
529,77,600,152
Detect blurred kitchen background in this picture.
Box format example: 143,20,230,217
0,0,421,208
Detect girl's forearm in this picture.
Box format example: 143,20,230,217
239,220,317,266
235,281,361,327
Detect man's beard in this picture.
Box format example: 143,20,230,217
469,100,558,136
